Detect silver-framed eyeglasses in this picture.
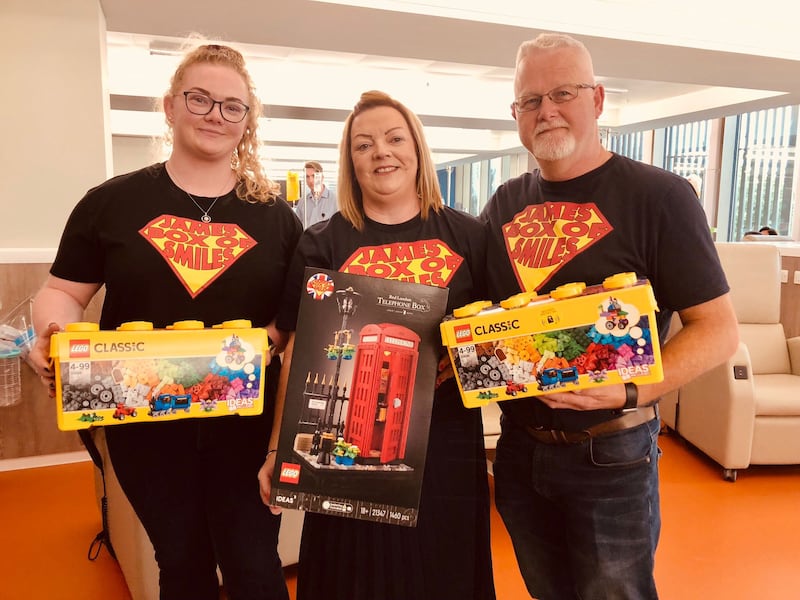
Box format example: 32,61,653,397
182,91,250,123
512,83,596,113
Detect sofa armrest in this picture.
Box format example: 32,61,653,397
788,336,800,375
659,389,679,430
90,428,304,600
675,342,756,470
91,428,160,600
481,403,502,451
277,509,304,566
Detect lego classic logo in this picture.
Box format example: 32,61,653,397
279,462,301,485
503,202,612,291
454,324,473,343
69,339,90,358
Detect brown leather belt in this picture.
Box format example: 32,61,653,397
524,405,657,445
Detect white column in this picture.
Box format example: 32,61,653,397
0,0,111,251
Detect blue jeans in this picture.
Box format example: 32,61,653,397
494,413,661,600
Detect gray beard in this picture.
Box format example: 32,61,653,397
531,134,576,162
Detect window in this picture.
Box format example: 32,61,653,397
469,161,482,215
663,119,712,200
437,150,529,216
437,167,456,207
488,157,502,196
607,130,645,161
729,106,797,239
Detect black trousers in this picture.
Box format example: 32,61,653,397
105,363,288,600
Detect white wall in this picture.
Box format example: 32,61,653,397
1,0,111,250
112,135,163,177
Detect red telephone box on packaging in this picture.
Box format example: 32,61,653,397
345,323,419,463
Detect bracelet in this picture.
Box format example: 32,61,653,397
266,449,278,459
618,382,638,413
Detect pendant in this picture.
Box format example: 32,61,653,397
201,214,212,223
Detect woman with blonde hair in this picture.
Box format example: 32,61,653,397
259,90,496,599
31,42,301,599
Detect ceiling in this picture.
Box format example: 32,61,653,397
100,0,800,179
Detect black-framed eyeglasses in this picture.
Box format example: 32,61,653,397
511,83,596,113
182,91,250,123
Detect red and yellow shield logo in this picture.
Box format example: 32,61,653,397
503,202,611,291
140,215,256,298
340,240,462,287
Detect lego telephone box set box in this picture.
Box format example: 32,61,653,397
440,272,664,408
269,268,448,527
50,319,268,430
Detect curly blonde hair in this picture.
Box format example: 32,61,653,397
338,90,442,231
165,43,278,204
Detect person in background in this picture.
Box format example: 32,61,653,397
29,42,301,600
480,33,738,599
258,90,496,600
296,160,337,228
742,226,779,237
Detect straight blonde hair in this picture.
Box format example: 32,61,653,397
338,90,442,231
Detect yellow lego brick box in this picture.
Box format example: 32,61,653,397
440,273,664,408
50,319,268,431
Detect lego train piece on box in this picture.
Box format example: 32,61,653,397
440,273,664,408
50,319,268,431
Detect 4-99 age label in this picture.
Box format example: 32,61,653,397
456,344,479,368
68,361,92,387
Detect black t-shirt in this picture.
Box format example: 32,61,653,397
276,208,487,331
480,153,729,429
51,163,302,330
276,207,486,424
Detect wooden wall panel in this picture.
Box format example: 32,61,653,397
781,255,800,339
0,263,102,460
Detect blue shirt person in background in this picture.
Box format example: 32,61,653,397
296,160,337,228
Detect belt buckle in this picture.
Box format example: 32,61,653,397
529,426,558,444
530,426,586,445
551,429,572,444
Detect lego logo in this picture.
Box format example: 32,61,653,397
69,340,91,358
279,463,301,485
454,324,473,343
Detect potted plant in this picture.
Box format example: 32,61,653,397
333,437,360,466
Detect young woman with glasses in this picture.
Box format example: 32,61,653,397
30,42,301,599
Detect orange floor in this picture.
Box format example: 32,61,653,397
656,433,800,599
1,430,799,599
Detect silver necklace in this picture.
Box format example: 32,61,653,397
167,163,231,223
187,192,220,223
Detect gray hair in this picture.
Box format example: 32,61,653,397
516,33,593,72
